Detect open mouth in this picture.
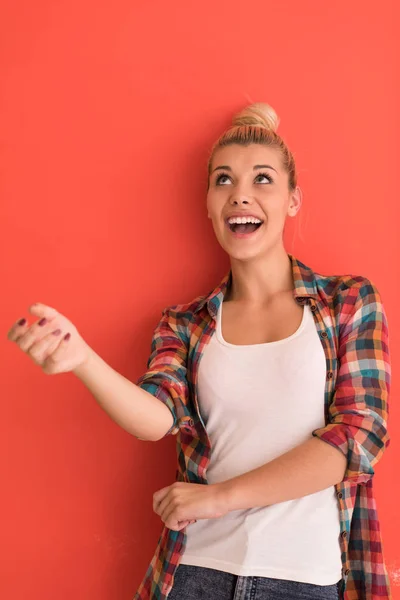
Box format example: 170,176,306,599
226,220,264,236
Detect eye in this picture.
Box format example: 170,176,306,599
254,172,274,184
215,173,231,185
215,171,274,185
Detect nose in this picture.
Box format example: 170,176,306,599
230,195,252,206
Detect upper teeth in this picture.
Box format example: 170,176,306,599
228,216,262,224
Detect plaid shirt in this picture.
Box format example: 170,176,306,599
134,253,391,600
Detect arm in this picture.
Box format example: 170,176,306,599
73,306,189,442
74,349,174,442
219,277,391,510
220,436,346,511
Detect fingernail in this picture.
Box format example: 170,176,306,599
52,329,62,336
17,318,26,326
64,333,71,341
38,318,47,326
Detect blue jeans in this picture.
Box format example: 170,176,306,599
168,564,342,600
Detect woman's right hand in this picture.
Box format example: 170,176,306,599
6,302,93,376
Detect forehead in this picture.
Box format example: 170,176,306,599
211,143,282,172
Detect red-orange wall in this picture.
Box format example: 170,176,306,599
1,1,399,598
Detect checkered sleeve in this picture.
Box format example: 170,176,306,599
312,278,391,485
136,307,189,438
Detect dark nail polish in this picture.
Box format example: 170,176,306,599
17,318,26,326
52,329,62,336
64,333,71,341
38,318,47,326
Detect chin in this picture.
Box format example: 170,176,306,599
222,244,264,262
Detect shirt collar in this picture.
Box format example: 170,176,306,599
193,253,319,318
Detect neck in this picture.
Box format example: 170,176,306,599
226,247,294,305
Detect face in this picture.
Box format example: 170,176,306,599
206,143,302,261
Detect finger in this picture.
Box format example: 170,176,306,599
163,501,185,528
7,317,30,342
159,494,176,521
166,511,188,532
153,487,170,514
177,520,192,530
164,517,180,531
156,494,172,517
42,331,71,366
27,328,65,364
17,317,62,353
182,519,197,526
28,303,59,321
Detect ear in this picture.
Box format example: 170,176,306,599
287,186,303,217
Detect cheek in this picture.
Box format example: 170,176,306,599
262,196,287,218
206,194,222,219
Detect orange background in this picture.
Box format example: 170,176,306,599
1,1,399,598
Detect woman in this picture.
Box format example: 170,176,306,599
133,103,391,600
7,103,391,600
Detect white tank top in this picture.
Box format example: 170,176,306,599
180,301,342,585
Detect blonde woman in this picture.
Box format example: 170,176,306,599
7,103,391,600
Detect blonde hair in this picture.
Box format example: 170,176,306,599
207,102,297,191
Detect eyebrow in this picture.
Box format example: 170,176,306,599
211,164,278,174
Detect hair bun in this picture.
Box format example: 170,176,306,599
232,102,280,132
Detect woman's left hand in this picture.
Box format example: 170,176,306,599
153,481,229,531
